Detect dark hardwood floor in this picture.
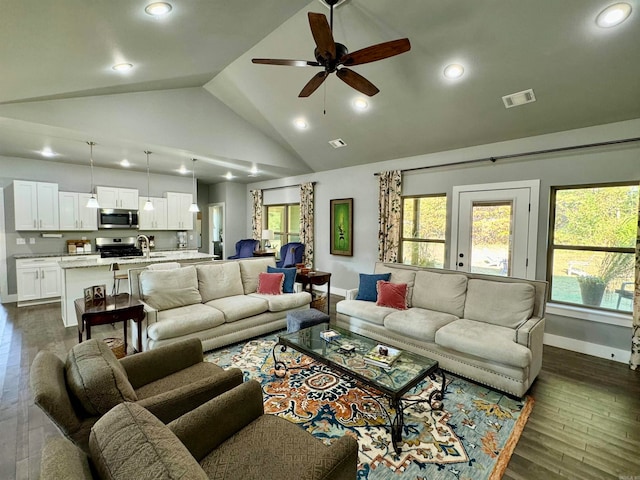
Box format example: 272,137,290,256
1,297,639,479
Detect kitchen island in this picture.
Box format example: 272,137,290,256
59,250,216,327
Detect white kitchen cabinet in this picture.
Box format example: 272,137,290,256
59,192,98,231
166,192,194,230
138,197,167,230
96,186,139,209
14,180,59,231
16,257,62,305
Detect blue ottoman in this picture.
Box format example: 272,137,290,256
287,308,330,333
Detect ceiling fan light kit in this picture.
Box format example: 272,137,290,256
252,0,410,98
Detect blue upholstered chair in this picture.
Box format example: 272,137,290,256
227,239,259,259
276,242,304,268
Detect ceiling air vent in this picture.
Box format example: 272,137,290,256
502,88,536,109
329,138,347,149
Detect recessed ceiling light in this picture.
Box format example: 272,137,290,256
352,97,368,110
444,64,465,79
596,2,632,27
249,166,259,176
112,63,133,72
294,118,308,130
178,165,188,174
40,148,57,158
145,2,173,16
225,172,234,180
120,159,130,167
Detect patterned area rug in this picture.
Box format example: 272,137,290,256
205,334,533,480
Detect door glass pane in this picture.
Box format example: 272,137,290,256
550,249,634,311
470,202,512,276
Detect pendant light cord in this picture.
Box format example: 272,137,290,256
87,141,96,196
145,150,151,200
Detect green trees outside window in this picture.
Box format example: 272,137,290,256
400,195,446,268
266,204,300,254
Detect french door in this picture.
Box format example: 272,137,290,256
450,180,539,279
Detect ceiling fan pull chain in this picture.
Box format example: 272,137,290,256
324,81,327,115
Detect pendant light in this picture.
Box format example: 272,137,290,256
143,150,154,211
188,158,200,213
86,141,100,208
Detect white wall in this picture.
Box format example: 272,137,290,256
246,118,640,357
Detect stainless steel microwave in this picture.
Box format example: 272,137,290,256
98,209,139,229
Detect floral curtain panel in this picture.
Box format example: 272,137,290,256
300,182,315,267
377,170,402,263
630,185,640,370
250,189,263,240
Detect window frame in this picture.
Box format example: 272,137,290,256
399,193,447,268
547,181,637,313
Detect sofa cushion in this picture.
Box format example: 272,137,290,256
205,295,269,323
140,266,202,309
65,339,137,416
249,292,311,312
257,272,284,295
89,402,207,480
148,304,226,341
196,262,244,302
463,279,535,328
143,287,203,311
435,319,532,368
376,281,408,310
336,299,397,326
374,264,417,307
355,273,391,302
412,270,468,318
239,258,276,294
384,308,458,342
267,266,296,293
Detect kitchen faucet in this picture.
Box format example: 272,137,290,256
137,234,151,260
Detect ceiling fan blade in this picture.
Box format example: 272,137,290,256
336,68,379,96
252,58,321,67
299,71,328,97
308,12,336,60
340,38,411,66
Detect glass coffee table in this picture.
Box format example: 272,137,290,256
273,324,445,453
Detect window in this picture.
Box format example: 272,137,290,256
548,183,637,313
265,203,300,254
400,195,447,267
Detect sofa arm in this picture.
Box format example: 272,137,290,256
313,435,358,480
345,288,359,300
120,338,204,388
168,380,264,462
40,438,93,480
514,316,544,347
137,367,243,425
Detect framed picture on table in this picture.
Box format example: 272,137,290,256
330,198,353,256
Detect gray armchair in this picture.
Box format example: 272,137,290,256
31,337,243,453
41,380,358,480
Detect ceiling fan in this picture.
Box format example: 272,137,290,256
252,0,411,98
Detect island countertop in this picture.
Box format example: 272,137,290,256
59,250,215,269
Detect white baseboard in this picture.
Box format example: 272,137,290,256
544,333,630,364
1,293,17,304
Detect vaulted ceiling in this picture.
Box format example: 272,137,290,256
1,0,638,183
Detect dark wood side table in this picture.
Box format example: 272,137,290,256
296,271,332,314
253,250,276,257
75,293,145,354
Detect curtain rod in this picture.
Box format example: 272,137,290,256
256,181,316,192
373,136,640,176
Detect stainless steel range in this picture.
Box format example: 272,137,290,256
96,237,143,258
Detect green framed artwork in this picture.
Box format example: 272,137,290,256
330,198,353,256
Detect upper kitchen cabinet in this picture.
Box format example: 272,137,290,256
59,192,98,231
96,186,139,209
14,180,59,231
166,192,194,230
138,197,167,230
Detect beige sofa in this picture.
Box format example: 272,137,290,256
129,257,311,352
336,263,547,397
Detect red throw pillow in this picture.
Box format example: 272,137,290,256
376,281,408,310
257,272,284,295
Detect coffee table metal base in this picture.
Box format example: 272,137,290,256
272,342,446,454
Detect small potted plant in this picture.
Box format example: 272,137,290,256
578,252,633,307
